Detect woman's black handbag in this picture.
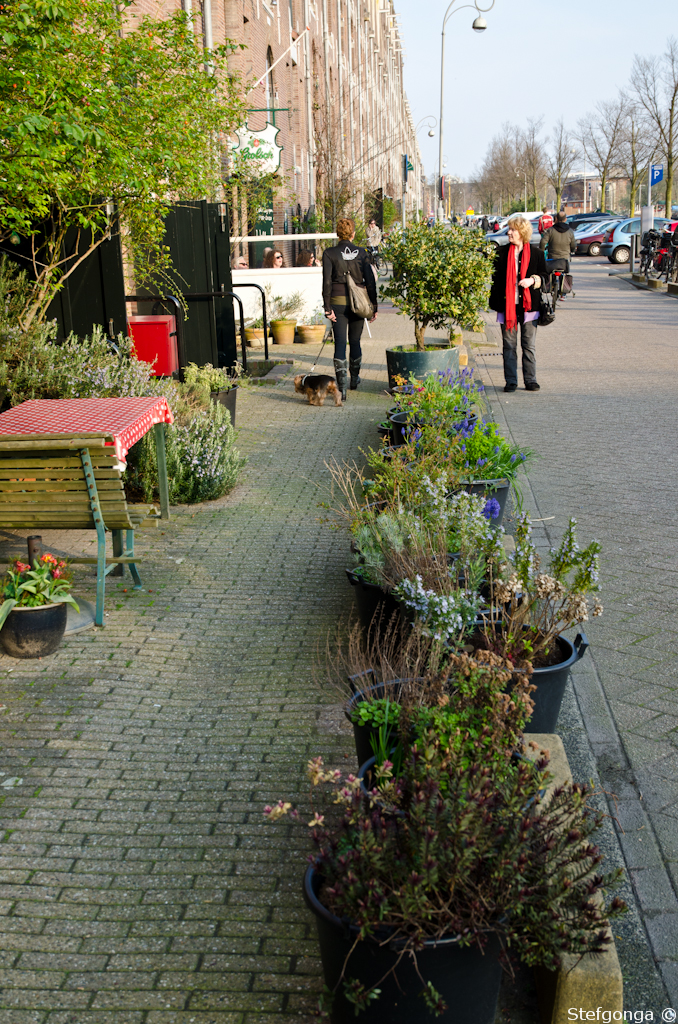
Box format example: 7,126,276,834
538,288,556,326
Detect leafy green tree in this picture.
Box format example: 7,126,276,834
0,0,246,327
380,223,494,350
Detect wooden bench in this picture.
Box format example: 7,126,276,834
0,433,160,626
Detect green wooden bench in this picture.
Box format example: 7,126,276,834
0,433,160,626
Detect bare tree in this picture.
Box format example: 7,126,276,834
617,93,656,215
578,98,626,212
520,117,548,209
631,38,678,217
546,120,578,212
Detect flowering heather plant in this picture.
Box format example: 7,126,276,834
0,554,79,629
265,730,626,1016
481,515,603,666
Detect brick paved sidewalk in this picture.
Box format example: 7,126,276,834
476,259,678,1013
0,311,460,1024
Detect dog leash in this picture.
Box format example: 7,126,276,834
308,334,330,374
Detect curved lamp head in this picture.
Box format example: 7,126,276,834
472,15,487,31
428,129,435,137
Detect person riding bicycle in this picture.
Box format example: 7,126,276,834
540,212,576,298
366,219,382,265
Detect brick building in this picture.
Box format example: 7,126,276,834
126,0,421,262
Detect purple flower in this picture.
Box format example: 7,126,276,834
510,454,517,463
476,457,487,467
483,498,501,520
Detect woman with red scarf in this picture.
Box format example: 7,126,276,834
488,216,548,393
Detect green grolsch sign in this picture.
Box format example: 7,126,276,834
231,122,282,176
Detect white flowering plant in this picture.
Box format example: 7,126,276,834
394,573,482,644
481,515,602,667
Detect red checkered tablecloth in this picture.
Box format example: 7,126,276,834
0,397,174,463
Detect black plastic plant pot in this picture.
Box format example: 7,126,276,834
388,410,424,447
450,412,479,433
385,343,460,391
346,570,402,636
0,603,68,659
448,478,510,526
345,681,404,768
303,864,503,1024
520,632,589,733
211,385,237,428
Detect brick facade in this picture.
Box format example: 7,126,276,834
126,0,421,262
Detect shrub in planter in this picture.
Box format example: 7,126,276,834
479,514,602,731
0,554,79,658
392,366,488,429
266,716,626,1021
380,221,494,351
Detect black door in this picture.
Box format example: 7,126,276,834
161,201,236,367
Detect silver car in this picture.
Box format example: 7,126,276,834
485,221,542,249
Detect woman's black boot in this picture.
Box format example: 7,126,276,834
333,358,349,401
349,357,362,390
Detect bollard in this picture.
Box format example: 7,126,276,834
27,535,42,567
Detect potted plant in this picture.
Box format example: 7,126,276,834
297,306,329,344
379,222,494,388
479,514,601,732
266,693,626,1023
245,316,265,348
268,289,305,345
182,361,245,428
0,554,80,658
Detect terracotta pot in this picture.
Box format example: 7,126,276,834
296,324,326,344
245,328,265,348
270,320,297,344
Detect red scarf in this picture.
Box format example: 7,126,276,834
505,244,532,330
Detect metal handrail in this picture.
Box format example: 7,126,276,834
222,292,247,371
230,282,269,360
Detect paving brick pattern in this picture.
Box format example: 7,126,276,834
0,310,433,1023
477,260,678,1011
0,275,670,1020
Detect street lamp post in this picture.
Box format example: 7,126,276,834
438,0,495,221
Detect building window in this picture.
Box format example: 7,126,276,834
265,47,274,111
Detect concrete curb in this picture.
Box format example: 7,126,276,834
524,735,624,1023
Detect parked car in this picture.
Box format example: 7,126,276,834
567,210,618,229
601,217,676,264
485,217,542,249
575,220,622,257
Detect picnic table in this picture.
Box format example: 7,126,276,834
0,397,174,626
0,397,173,518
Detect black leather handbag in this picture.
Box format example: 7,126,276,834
538,288,556,326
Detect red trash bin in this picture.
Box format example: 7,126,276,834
128,316,178,376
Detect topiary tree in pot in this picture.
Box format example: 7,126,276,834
381,222,494,349
379,223,494,386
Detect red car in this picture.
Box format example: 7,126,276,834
575,220,621,257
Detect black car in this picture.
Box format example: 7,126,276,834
567,210,618,228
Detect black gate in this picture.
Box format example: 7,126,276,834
5,201,238,368
3,227,127,342
159,201,236,368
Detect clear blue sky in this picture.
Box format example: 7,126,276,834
398,0,677,180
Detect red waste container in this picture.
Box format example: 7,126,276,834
128,316,178,376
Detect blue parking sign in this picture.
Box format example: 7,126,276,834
651,164,664,185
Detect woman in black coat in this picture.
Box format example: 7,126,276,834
488,216,547,392
322,217,377,400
